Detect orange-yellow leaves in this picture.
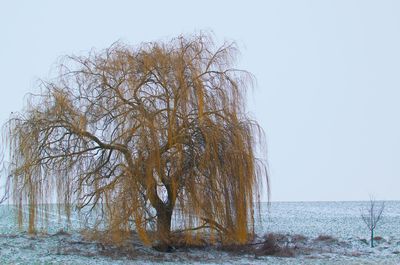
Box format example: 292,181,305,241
2,33,268,247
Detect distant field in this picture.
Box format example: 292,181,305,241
0,201,399,264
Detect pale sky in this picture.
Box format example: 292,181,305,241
1,0,399,202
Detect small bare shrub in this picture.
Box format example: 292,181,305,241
361,197,385,248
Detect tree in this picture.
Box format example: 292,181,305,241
361,197,385,247
1,34,268,249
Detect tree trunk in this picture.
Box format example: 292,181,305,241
371,229,374,248
155,207,173,252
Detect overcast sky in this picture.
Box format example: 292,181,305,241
1,0,399,202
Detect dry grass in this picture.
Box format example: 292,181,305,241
254,233,295,257
292,234,307,242
168,233,210,250
3,229,362,264
218,243,254,255
50,230,348,260
314,234,337,242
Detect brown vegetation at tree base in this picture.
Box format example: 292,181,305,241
6,230,351,261
80,231,302,258
314,234,337,242
255,233,296,257
373,236,384,241
292,234,307,242
1,33,268,249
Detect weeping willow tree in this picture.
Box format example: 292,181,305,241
2,33,268,248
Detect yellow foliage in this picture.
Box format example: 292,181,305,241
1,33,268,247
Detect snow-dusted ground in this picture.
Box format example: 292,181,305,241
0,201,399,264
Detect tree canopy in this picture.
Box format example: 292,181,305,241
2,33,268,248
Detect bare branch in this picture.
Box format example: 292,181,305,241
1,33,268,247
361,196,385,247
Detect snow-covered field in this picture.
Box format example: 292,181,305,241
0,201,399,264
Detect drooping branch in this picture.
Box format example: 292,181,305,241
1,33,269,247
